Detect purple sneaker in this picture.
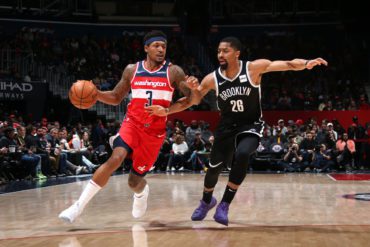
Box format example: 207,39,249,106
191,197,217,221
213,202,230,226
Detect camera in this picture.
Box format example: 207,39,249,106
314,146,321,152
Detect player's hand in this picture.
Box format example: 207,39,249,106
185,75,199,90
306,58,328,70
144,105,168,117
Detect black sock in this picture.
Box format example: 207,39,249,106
202,190,213,204
221,185,237,203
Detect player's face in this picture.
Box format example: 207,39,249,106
217,42,240,70
145,41,167,63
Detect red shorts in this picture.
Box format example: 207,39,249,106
118,119,165,175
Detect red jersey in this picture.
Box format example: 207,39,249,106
125,60,174,136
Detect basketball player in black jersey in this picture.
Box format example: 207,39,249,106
190,37,328,226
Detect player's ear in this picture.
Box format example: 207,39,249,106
236,50,240,59
144,45,149,53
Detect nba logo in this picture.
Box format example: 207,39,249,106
239,75,247,83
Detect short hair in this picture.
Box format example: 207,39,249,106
143,30,167,45
220,37,242,51
3,127,14,135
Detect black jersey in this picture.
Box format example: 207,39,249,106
214,60,264,137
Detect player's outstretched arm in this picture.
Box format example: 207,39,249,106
252,57,328,74
145,65,200,117
248,58,327,85
96,64,135,105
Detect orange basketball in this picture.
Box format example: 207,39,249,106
69,80,97,109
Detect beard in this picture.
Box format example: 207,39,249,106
220,62,228,70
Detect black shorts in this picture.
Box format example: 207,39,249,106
209,123,264,169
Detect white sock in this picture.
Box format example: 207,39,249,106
77,180,101,209
134,184,147,198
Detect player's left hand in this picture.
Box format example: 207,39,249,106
185,75,199,90
144,105,168,117
306,58,328,70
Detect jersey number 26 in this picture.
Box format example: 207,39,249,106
230,100,244,112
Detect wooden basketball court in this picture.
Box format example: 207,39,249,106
1,173,370,247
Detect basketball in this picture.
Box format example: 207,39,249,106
68,80,98,109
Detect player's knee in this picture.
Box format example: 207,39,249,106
107,154,124,169
207,164,223,175
234,149,252,167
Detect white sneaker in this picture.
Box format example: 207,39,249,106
132,184,149,218
178,167,184,171
109,133,120,149
58,202,83,223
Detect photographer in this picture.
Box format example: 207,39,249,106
311,144,335,172
277,143,303,172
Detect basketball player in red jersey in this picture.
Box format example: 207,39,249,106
59,30,199,223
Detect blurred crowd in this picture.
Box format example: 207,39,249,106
1,27,369,112
253,116,370,173
1,109,370,186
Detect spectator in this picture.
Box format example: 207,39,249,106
167,134,189,171
336,133,356,172
327,122,338,140
188,131,206,171
185,120,201,144
273,119,288,136
300,132,317,163
311,144,336,172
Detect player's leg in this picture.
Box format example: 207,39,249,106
128,172,149,218
191,135,234,221
59,136,130,223
214,134,259,226
129,133,164,218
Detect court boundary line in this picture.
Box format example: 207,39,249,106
327,174,337,181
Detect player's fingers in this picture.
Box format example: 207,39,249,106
144,105,156,110
318,58,328,66
315,58,328,66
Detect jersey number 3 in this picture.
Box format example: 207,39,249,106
145,91,153,106
230,100,244,112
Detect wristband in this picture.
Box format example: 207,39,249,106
304,60,309,68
